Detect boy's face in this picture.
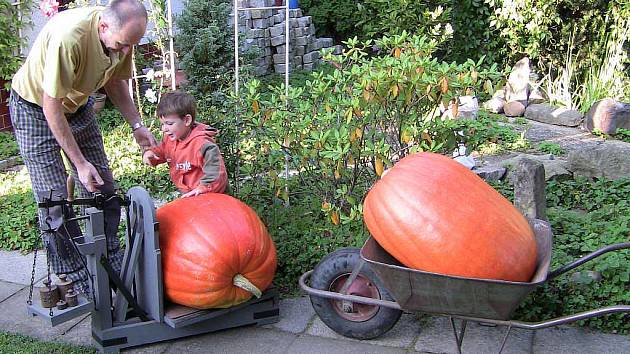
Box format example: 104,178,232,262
159,114,193,141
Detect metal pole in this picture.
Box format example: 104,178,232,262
166,0,176,90
233,0,240,194
283,2,290,206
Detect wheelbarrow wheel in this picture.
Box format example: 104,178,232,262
309,247,402,339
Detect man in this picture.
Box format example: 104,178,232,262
9,0,156,292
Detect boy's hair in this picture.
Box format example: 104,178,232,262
156,91,197,121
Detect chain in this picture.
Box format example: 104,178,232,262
43,233,53,317
26,235,41,306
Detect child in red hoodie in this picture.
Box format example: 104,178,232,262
142,91,228,197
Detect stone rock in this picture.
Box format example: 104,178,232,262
525,103,583,127
474,166,506,182
528,84,546,104
297,16,312,27
303,63,315,71
584,98,630,135
568,141,630,180
504,100,527,117
502,154,572,182
274,64,288,73
513,158,547,221
505,57,530,102
270,35,285,46
320,37,333,48
303,51,320,64
270,24,284,37
272,53,286,64
289,9,302,18
250,9,265,19
483,89,506,113
295,36,308,46
333,45,343,55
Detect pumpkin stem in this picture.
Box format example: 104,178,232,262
232,274,262,298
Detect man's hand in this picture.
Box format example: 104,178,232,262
133,126,157,149
142,149,160,165
76,161,104,192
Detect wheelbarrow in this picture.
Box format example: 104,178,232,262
299,219,630,353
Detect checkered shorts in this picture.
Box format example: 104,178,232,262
9,91,123,290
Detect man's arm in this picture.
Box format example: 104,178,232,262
103,79,156,149
42,93,103,192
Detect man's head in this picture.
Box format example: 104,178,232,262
156,91,198,141
99,0,148,55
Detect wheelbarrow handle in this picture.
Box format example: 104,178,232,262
548,242,630,280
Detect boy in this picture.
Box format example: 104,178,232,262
143,91,228,197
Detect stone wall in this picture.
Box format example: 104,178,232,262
236,0,341,75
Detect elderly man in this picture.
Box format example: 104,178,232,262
9,0,156,292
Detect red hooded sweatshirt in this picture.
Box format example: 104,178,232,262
148,123,228,194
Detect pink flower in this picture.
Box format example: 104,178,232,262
39,0,59,18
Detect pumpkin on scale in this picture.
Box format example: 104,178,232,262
363,152,538,282
157,193,277,309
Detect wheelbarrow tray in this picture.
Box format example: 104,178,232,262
359,219,553,320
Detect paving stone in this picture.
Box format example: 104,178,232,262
0,280,24,303
163,326,296,354
263,296,315,334
0,250,48,285
414,316,533,354
306,312,419,348
0,287,89,342
533,326,630,354
288,334,407,354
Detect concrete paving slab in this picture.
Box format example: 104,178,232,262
533,326,630,354
263,296,315,334
54,314,93,347
287,334,408,354
162,326,296,354
0,280,25,302
0,250,48,285
0,287,89,342
126,341,173,354
306,312,419,348
414,316,533,354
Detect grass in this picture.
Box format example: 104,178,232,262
0,331,95,354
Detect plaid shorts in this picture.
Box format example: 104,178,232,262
9,91,123,290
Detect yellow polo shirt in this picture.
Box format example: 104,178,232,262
12,7,133,113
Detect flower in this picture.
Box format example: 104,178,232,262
145,88,157,103
144,68,155,82
40,0,59,18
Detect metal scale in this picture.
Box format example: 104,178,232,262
27,187,280,353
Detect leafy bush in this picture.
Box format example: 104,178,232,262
357,0,451,42
299,0,360,42
498,177,630,334
0,131,19,160
175,0,235,107
227,33,501,227
0,0,31,86
447,0,504,64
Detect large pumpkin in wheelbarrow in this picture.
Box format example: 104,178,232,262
363,152,537,282
157,193,277,309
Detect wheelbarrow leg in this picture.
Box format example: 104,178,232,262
497,324,513,354
449,316,467,354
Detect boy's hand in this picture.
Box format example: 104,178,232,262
182,185,209,198
142,150,160,165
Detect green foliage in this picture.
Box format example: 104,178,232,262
0,0,31,87
447,0,503,64
0,169,38,251
229,33,501,226
0,131,19,160
0,331,96,354
537,141,564,156
357,0,452,42
175,0,235,107
492,177,630,334
299,0,359,42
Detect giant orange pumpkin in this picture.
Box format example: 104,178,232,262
363,152,537,282
157,193,277,309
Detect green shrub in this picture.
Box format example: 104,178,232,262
447,0,504,64
494,177,630,334
0,131,19,160
299,0,360,42
537,141,564,156
175,0,235,107
357,0,451,42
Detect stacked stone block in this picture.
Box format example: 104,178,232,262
235,0,343,75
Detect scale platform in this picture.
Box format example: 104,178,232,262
28,294,93,327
